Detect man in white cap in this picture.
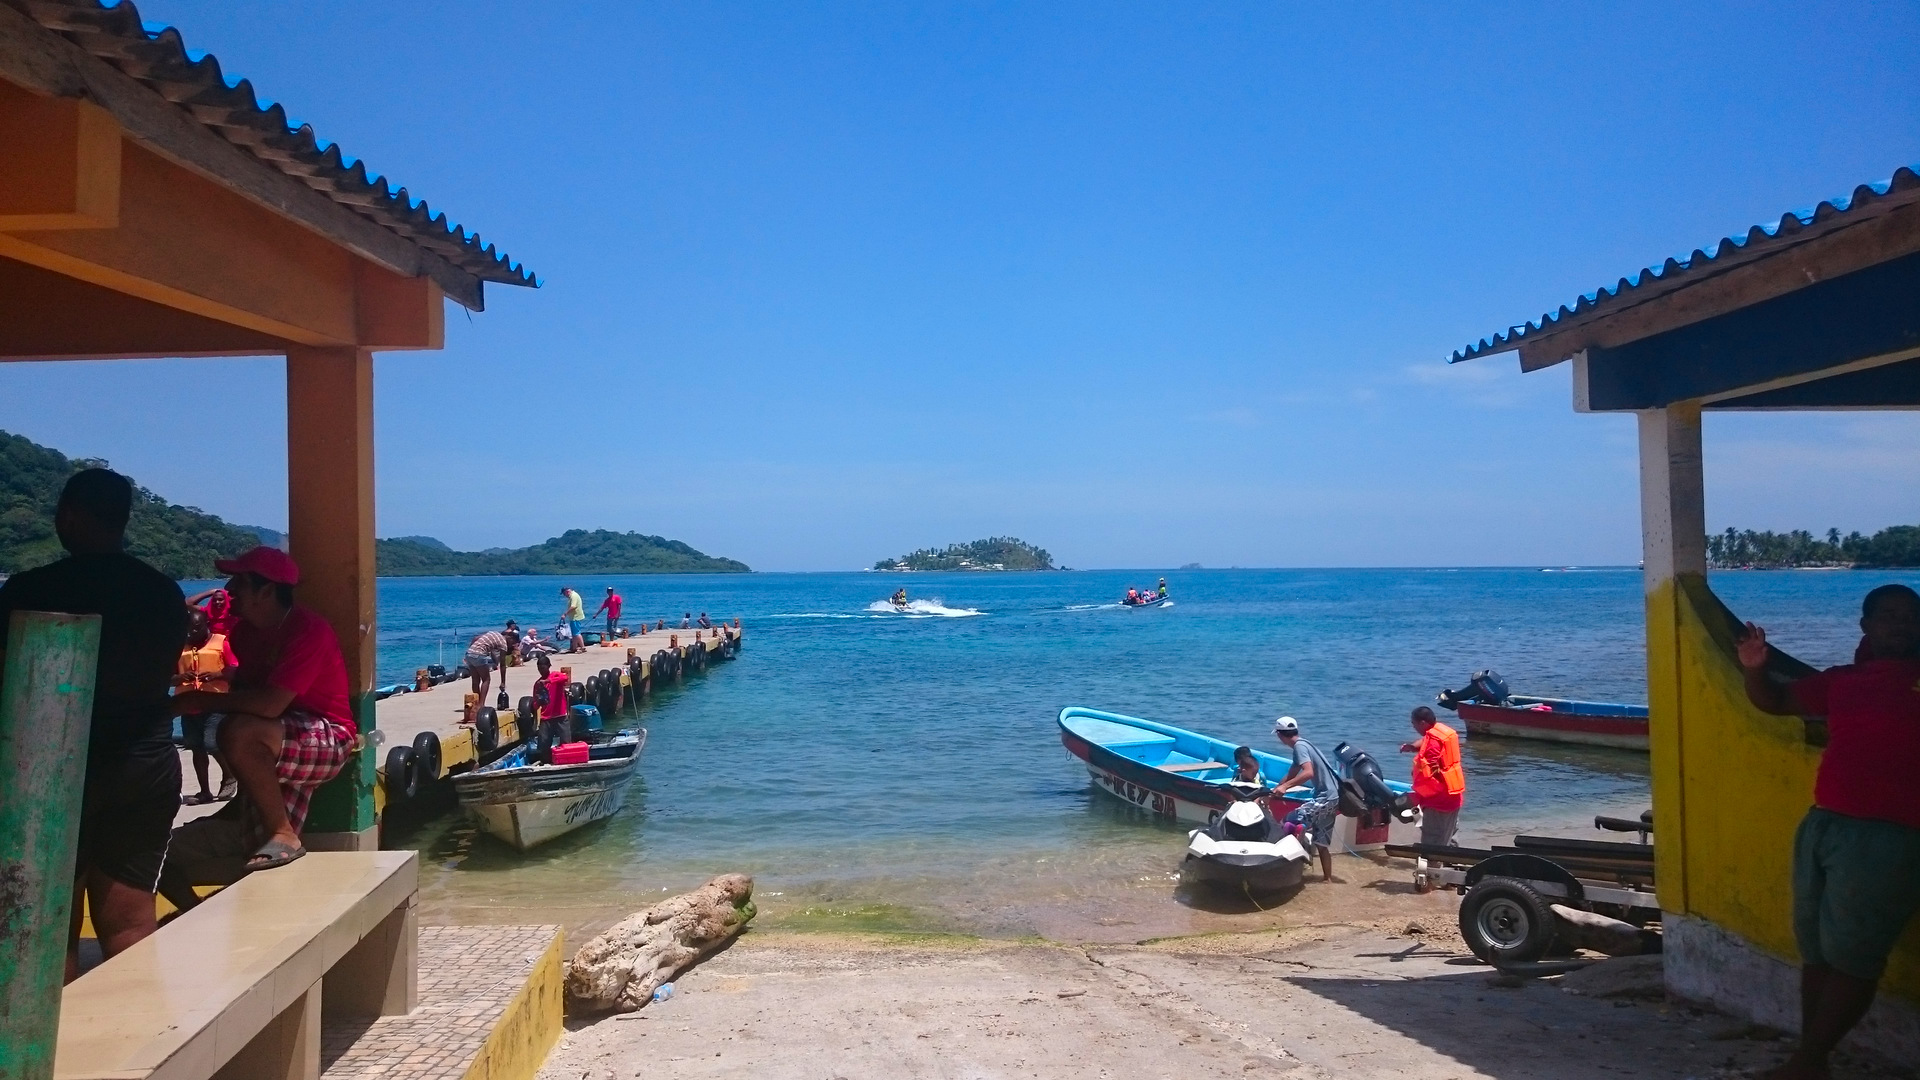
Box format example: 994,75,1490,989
1272,716,1340,883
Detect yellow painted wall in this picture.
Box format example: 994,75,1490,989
1657,574,1918,1001
463,930,564,1080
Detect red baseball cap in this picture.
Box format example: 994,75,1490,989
215,545,301,586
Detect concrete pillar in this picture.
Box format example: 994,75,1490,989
285,347,378,844
1638,402,1704,916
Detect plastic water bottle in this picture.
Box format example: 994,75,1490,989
651,982,675,1003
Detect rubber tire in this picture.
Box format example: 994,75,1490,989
517,696,536,724
584,675,601,701
474,706,500,754
567,681,585,705
1459,876,1558,965
385,745,420,802
412,731,442,787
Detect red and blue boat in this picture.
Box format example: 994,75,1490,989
1437,671,1648,752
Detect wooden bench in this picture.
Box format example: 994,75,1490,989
1158,760,1227,773
56,851,417,1080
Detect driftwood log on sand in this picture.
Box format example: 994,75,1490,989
565,874,757,1013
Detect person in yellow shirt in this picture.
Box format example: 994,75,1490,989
174,606,237,805
559,586,587,653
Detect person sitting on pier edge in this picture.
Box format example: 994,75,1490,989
698,612,712,630
532,653,572,751
1737,583,1920,1080
1271,716,1339,883
1230,745,1263,786
681,611,693,630
464,625,512,707
1400,705,1465,848
593,586,623,639
0,468,188,980
560,586,587,653
176,604,238,806
170,546,355,871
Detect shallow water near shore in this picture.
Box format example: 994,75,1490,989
350,567,1907,940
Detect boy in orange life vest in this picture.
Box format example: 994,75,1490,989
175,606,238,805
1400,705,1466,847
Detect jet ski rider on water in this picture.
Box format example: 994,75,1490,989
891,588,908,609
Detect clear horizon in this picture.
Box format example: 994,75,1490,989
2,1,1916,572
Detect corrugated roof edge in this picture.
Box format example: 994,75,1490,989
1450,165,1920,363
14,0,538,292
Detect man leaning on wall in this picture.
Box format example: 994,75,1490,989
1737,582,1920,1080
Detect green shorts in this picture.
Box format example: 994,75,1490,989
1792,807,1920,981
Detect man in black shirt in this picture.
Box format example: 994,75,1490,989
0,468,187,978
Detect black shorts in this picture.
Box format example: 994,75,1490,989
78,748,180,892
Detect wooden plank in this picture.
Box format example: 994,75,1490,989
0,611,101,1080
0,3,485,309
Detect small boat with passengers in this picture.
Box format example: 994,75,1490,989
1436,670,1648,751
1057,707,1419,851
454,722,647,851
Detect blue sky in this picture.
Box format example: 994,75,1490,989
3,1,1916,570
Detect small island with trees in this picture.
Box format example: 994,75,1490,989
1707,525,1919,569
874,537,1057,571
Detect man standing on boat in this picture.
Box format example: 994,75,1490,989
1400,705,1465,848
532,653,572,748
1737,583,1920,1080
1272,716,1339,884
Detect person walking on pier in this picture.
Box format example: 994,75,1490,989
1737,583,1920,1080
0,468,188,980
560,586,586,652
465,626,512,708
171,546,354,872
594,586,623,639
1400,705,1465,848
1271,716,1339,884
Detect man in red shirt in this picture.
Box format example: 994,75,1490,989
1738,582,1920,1080
171,546,354,872
532,654,573,750
593,587,623,639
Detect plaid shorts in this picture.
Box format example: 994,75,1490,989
1286,793,1341,849
276,709,353,832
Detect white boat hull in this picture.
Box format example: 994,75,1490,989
1082,761,1423,853
467,783,631,851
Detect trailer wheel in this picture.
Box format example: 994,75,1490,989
1459,875,1556,964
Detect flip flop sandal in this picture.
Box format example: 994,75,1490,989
180,792,214,806
244,841,306,872
217,781,238,800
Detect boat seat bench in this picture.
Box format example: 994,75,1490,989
55,851,418,1080
1158,761,1228,773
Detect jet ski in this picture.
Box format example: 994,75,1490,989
1180,781,1311,894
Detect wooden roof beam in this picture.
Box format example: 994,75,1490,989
0,2,486,310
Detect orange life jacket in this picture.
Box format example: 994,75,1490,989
177,633,231,693
1412,722,1466,808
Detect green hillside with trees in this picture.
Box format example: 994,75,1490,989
1,428,750,579
1,429,259,579
874,537,1056,571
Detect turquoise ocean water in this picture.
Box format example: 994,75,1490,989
252,568,1908,937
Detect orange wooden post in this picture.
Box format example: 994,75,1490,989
286,345,378,846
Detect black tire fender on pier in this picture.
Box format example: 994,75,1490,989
517,696,536,725
412,731,442,786
1458,875,1558,965
385,745,420,802
583,675,601,701
474,706,500,754
566,681,586,705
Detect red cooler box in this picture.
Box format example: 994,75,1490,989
551,742,590,766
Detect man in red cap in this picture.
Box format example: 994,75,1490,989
170,545,353,871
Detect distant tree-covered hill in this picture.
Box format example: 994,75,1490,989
1,428,750,579
1,429,259,579
875,537,1055,571
1707,525,1920,569
376,531,749,575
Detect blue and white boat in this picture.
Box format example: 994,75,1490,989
1057,707,1421,851
454,729,646,851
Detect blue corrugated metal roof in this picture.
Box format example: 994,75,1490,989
14,0,537,294
1452,165,1920,364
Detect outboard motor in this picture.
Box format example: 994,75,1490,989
1436,669,1509,711
1334,742,1419,822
